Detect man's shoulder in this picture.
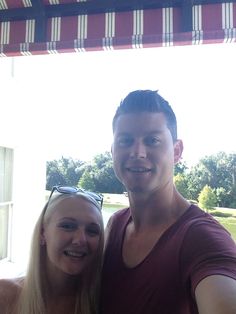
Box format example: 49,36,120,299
110,207,130,224
105,207,130,240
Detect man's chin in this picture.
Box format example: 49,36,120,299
127,186,146,193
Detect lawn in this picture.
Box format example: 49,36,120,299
103,194,236,241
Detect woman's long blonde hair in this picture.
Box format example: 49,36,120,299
16,193,104,314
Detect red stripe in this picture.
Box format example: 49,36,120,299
144,9,162,36
202,4,222,31
115,11,133,38
10,21,26,44
29,42,49,55
61,16,77,41
87,13,105,39
59,0,78,3
173,7,181,33
1,4,236,56
234,4,236,28
4,0,25,9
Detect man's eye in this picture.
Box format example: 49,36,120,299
58,222,77,231
117,137,132,147
145,137,160,146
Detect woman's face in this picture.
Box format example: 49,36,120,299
42,196,103,277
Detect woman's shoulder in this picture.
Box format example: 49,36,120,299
0,277,24,312
0,276,23,290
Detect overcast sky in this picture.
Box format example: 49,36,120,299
1,43,236,167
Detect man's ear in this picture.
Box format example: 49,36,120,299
40,227,46,246
174,139,183,164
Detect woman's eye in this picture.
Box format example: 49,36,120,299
86,226,100,237
58,222,77,231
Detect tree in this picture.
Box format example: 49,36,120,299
79,167,96,191
46,157,85,190
79,152,125,193
174,173,189,199
198,185,217,211
174,160,188,176
186,152,236,207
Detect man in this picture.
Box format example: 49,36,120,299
100,90,236,314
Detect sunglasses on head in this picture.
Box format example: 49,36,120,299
48,186,103,209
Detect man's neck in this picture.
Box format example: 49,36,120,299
127,186,190,230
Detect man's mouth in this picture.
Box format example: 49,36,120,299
126,167,151,173
64,250,87,258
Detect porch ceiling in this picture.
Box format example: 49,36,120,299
0,0,236,56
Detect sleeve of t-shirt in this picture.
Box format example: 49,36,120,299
180,217,236,298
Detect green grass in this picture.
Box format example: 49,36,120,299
103,194,236,241
215,217,236,241
103,203,125,213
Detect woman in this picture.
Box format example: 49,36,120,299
0,186,104,314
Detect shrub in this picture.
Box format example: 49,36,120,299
198,185,217,211
210,210,233,218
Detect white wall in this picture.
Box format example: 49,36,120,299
0,142,46,277
0,58,47,277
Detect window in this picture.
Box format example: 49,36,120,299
0,147,13,261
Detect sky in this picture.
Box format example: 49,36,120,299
1,43,236,168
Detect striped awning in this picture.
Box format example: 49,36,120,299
0,1,236,57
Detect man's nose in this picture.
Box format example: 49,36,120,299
129,140,147,159
72,228,87,245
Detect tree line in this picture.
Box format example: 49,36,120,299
46,151,236,209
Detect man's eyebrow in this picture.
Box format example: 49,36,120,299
58,217,77,222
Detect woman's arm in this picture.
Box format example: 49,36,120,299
0,278,22,313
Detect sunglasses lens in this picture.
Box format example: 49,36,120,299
57,186,78,194
51,186,103,208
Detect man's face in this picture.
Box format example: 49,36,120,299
112,112,182,194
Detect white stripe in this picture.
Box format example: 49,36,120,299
193,5,202,31
224,28,236,43
49,0,59,4
105,12,115,37
77,15,87,39
193,6,196,30
51,17,61,41
74,38,85,52
25,20,35,43
192,6,203,44
162,8,173,46
192,30,203,45
163,8,173,34
222,3,233,29
132,35,143,49
22,0,32,7
0,44,6,57
20,43,32,56
47,41,58,54
133,10,143,36
104,12,115,50
103,37,114,50
0,22,10,44
0,0,8,9
133,10,137,35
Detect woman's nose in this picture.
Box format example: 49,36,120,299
72,228,87,245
